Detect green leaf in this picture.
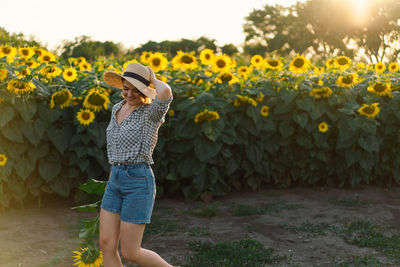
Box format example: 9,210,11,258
179,156,206,177
15,155,36,180
280,88,297,104
20,121,41,146
292,112,308,128
358,135,379,153
16,98,37,122
194,137,223,161
79,179,107,195
28,143,50,159
0,105,15,127
72,201,101,212
38,151,61,182
345,149,361,167
296,97,313,112
245,142,263,164
79,216,99,240
1,122,24,143
78,158,90,172
87,122,108,148
47,125,73,154
50,175,72,197
279,121,295,139
296,135,313,149
195,92,214,105
201,119,224,141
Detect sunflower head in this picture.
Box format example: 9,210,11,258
289,54,310,74
171,51,198,70
211,54,233,73
140,51,153,65
199,49,215,65
318,122,328,133
148,52,169,72
76,109,96,126
63,67,78,82
260,105,269,117
83,88,110,111
214,71,239,85
358,103,380,118
73,247,103,267
7,80,36,95
251,55,264,69
194,109,220,123
336,73,359,88
367,81,391,97
0,68,8,81
374,62,386,74
388,62,399,73
0,153,7,166
49,89,73,109
334,56,352,70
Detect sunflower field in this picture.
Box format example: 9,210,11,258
0,45,400,208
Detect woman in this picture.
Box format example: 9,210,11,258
99,62,176,266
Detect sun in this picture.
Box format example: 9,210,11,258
350,0,369,25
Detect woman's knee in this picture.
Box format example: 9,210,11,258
120,246,141,262
99,233,119,252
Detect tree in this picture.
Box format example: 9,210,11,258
243,0,400,62
58,36,122,61
0,27,42,47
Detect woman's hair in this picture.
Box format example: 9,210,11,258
121,77,148,100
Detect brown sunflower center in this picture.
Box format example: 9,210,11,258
268,60,279,67
82,112,91,120
152,58,161,66
337,58,349,65
22,49,29,56
43,55,51,62
363,106,375,114
293,58,305,68
181,55,194,64
220,73,232,82
88,93,106,105
216,59,226,68
205,54,211,60
342,75,353,84
2,47,11,54
0,155,4,162
374,83,386,92
67,71,73,76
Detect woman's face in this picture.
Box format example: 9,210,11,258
122,80,144,107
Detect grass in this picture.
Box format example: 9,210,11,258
342,221,400,260
182,202,220,217
283,221,336,236
334,255,384,267
328,196,369,207
182,236,285,267
143,214,179,239
232,200,303,216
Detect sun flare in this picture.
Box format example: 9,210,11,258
350,0,369,25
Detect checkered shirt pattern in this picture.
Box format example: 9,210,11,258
106,95,173,165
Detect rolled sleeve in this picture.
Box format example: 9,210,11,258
149,95,173,122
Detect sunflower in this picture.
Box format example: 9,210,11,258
214,71,239,85
309,87,333,99
358,103,380,118
148,52,169,72
40,65,62,79
313,67,325,75
79,62,92,72
374,62,385,74
0,45,17,63
23,59,39,69
63,67,78,82
156,74,168,83
0,153,7,166
233,94,257,107
18,47,35,60
76,109,96,126
83,88,110,111
334,56,352,70
122,59,139,71
14,68,31,79
171,51,198,70
194,109,220,123
260,105,269,117
388,62,399,73
318,122,328,133
72,247,103,267
140,51,153,65
38,51,56,64
199,49,215,65
356,63,366,71
211,54,233,73
168,109,175,117
0,68,8,81
250,55,264,69
367,81,391,96
264,58,283,71
325,58,336,69
7,80,36,94
289,54,310,74
336,73,359,88
49,89,73,109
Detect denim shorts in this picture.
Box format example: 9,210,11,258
100,163,156,224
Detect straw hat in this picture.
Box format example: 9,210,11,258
103,62,156,99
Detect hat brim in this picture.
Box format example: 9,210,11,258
103,71,156,99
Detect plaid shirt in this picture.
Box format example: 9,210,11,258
106,95,173,165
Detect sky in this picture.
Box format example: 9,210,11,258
1,0,303,52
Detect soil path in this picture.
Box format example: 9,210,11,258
1,186,400,266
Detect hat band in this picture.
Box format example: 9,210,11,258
123,72,150,86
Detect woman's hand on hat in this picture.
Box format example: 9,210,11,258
147,66,172,100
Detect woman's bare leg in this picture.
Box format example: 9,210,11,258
99,209,123,267
119,221,175,267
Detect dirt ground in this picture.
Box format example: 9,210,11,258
1,185,400,267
